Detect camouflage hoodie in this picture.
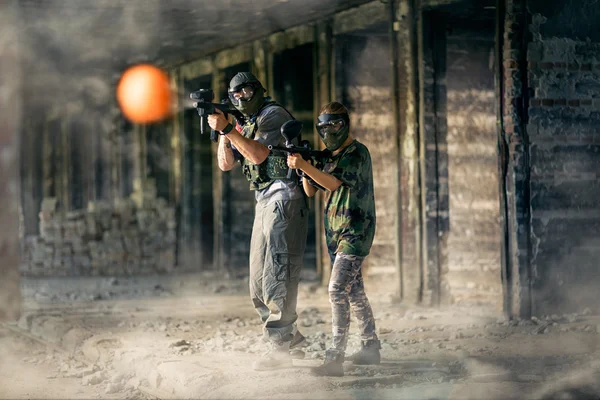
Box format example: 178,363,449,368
322,140,376,257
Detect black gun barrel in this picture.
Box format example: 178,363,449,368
268,145,328,158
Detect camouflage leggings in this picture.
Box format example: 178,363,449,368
328,252,377,355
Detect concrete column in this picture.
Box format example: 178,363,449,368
418,10,449,306
314,20,334,285
211,64,229,273
394,0,423,304
501,0,532,318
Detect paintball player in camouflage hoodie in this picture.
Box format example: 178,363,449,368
287,102,380,377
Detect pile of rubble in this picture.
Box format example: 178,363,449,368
21,182,176,277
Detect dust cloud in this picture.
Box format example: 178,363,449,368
0,0,22,323
19,0,163,105
16,0,169,180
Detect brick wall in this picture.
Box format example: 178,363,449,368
445,28,502,308
335,32,397,269
526,0,600,315
21,182,177,277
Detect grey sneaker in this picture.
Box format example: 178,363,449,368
252,341,293,371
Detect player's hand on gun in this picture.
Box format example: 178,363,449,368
207,108,230,132
287,154,309,170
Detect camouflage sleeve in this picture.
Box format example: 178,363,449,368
255,106,293,148
329,145,370,190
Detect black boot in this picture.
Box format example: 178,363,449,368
347,339,381,365
311,349,345,377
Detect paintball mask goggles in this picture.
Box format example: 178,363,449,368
228,84,257,106
316,113,350,151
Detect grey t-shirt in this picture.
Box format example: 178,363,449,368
234,104,304,205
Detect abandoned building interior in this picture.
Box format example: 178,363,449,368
1,0,600,399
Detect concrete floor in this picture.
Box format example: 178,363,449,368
1,272,599,399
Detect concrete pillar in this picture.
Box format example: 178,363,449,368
393,0,423,304
501,0,532,318
418,10,449,306
211,64,229,273
314,20,334,285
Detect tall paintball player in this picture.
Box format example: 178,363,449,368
207,72,308,371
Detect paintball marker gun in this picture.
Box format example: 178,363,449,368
189,89,246,142
268,120,330,188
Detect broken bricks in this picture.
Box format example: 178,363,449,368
21,191,176,277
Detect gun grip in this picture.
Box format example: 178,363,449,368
200,116,207,135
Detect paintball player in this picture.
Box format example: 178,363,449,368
286,102,380,377
207,72,308,371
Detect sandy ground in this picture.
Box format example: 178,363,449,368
1,271,599,399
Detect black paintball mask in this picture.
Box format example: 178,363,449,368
228,72,265,117
316,113,350,151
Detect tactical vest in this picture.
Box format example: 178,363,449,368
240,101,295,191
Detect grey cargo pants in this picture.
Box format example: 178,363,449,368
249,197,308,343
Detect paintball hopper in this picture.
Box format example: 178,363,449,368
281,119,303,143
268,118,328,187
189,88,214,105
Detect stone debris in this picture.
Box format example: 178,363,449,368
126,377,141,390
147,370,162,389
20,180,176,277
111,371,133,384
63,365,98,378
170,339,192,347
82,370,108,386
532,322,550,335
213,284,228,293
307,341,326,352
299,307,327,327
105,382,124,394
